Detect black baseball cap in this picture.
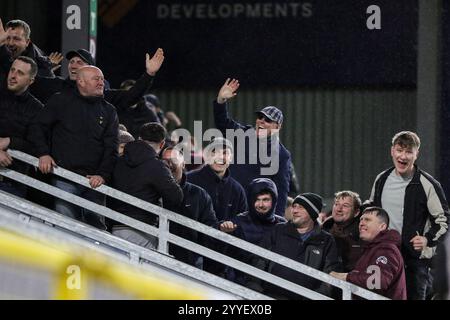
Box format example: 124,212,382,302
65,49,95,66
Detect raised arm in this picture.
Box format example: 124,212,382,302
105,49,165,110
146,48,165,76
213,78,251,132
217,78,240,104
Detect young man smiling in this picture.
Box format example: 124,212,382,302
367,131,449,299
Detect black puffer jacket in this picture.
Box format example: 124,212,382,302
110,140,183,226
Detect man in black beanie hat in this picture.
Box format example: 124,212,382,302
247,192,342,299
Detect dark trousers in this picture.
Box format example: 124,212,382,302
52,177,106,230
405,258,431,300
0,179,27,198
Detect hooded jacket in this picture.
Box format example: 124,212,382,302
214,101,291,218
29,89,119,181
231,178,286,245
347,229,407,300
110,140,183,226
226,178,286,283
250,222,341,299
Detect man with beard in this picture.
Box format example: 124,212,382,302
220,178,286,284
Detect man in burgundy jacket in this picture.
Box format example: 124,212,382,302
330,206,407,300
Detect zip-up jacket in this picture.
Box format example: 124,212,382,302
369,165,449,260
29,89,119,182
347,229,407,300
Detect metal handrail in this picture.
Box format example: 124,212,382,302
1,150,389,300
0,190,266,300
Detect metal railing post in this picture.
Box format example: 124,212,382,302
158,215,169,255
1,150,391,300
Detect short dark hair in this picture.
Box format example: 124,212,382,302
139,122,166,143
16,56,37,78
6,19,31,39
362,206,390,227
392,131,421,150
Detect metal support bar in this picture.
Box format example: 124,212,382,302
2,150,390,300
158,215,169,255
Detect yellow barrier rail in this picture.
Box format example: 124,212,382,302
0,228,206,300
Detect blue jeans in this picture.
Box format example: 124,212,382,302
53,177,106,230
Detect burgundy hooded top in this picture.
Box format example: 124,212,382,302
347,229,407,300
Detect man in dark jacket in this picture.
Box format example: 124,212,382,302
331,207,407,300
30,47,164,114
162,146,220,268
367,131,449,299
213,78,291,218
0,56,43,197
0,19,53,78
30,66,119,230
249,192,341,299
110,123,183,249
220,178,286,283
187,137,248,275
322,190,364,272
